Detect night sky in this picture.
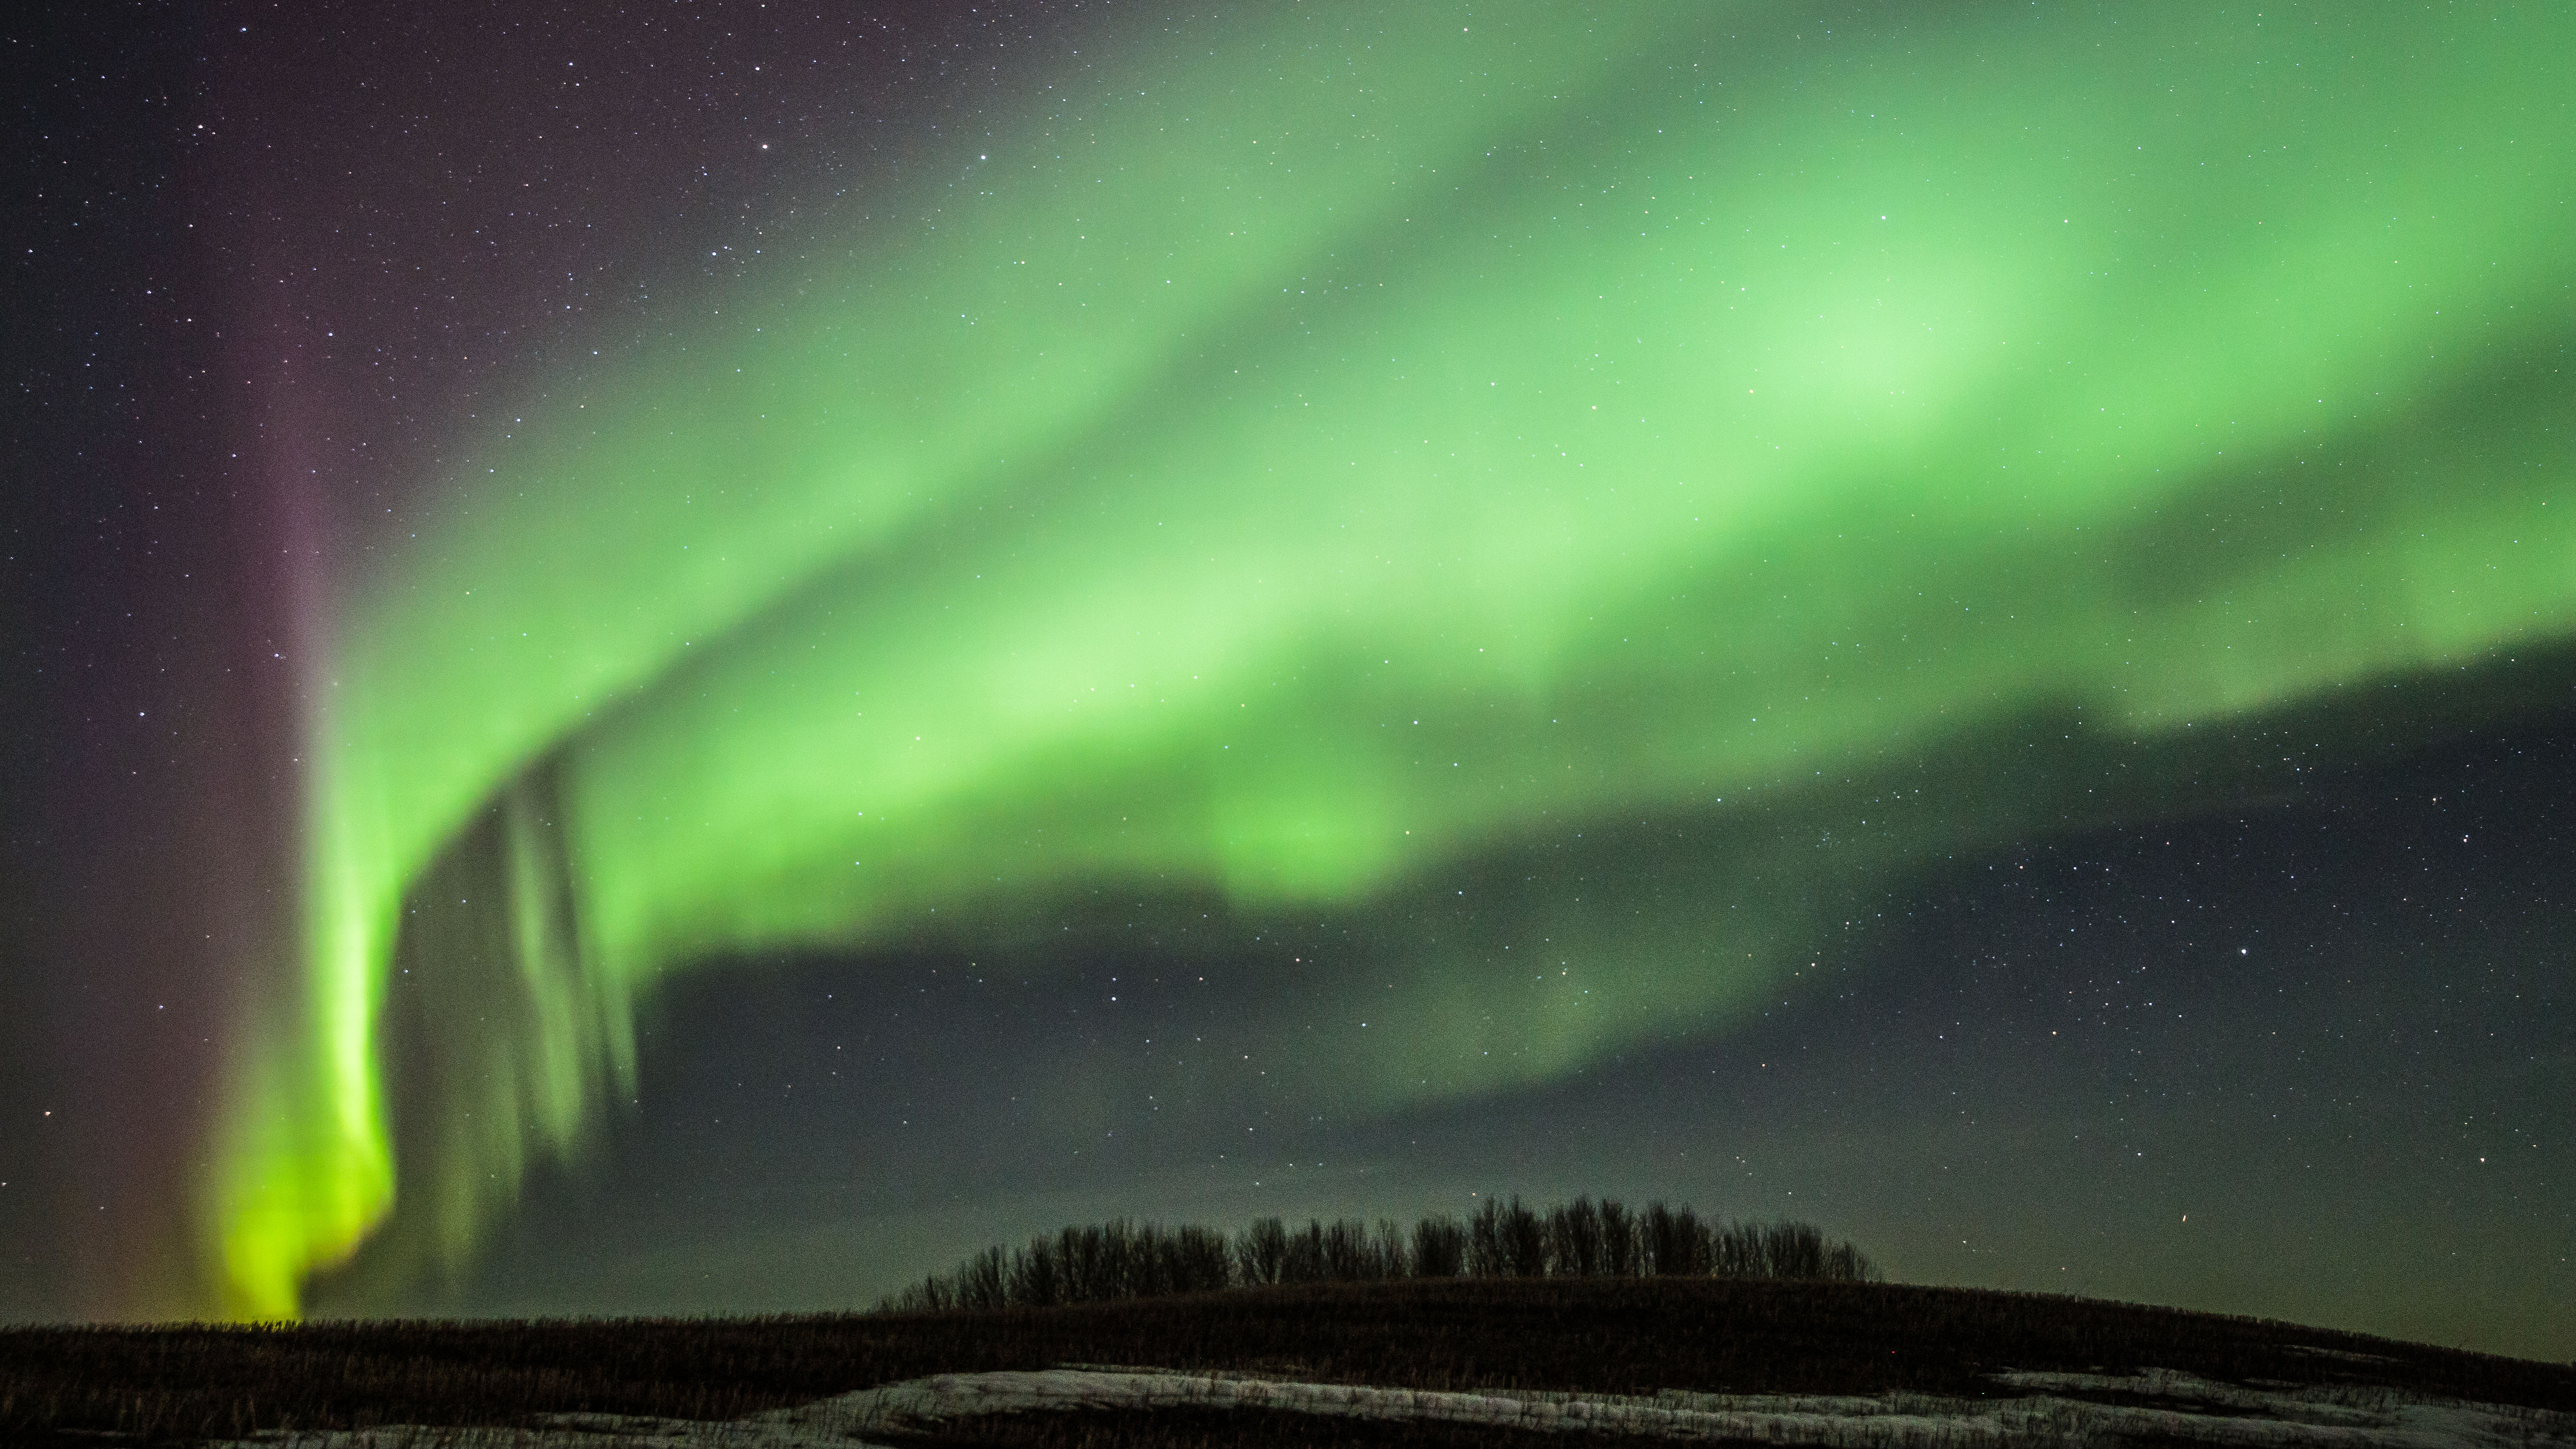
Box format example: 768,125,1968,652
5,1,2571,1358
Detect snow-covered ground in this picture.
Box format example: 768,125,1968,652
224,1364,2576,1449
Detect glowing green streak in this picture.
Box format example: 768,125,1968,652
207,2,2576,1314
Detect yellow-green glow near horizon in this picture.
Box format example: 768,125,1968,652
208,2,2576,1315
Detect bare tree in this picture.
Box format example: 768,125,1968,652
1764,1219,1826,1280
1641,1202,1712,1276
1824,1239,1881,1284
1008,1234,1063,1307
1674,1206,1713,1277
1322,1218,1372,1281
1235,1216,1288,1287
1175,1224,1234,1293
1282,1219,1329,1284
1712,1219,1761,1279
1549,1197,1605,1276
1467,1197,1507,1278
1371,1218,1411,1280
1058,1224,1110,1303
958,1245,1008,1309
1411,1214,1466,1277
1502,1195,1547,1278
1599,1198,1638,1277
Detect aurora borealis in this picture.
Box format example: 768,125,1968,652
8,0,2572,1355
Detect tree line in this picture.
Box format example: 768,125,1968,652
880,1195,1881,1312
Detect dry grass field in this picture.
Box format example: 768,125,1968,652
4,1279,2572,1445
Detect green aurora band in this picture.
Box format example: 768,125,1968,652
211,2,2576,1315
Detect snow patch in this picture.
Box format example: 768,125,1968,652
221,1366,2576,1449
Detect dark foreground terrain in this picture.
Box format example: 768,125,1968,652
3,1279,2570,1445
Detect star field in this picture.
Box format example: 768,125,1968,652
4,1,2571,1358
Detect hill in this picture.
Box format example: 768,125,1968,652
3,1279,2569,1445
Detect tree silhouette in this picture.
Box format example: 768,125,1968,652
1411,1215,1466,1278
881,1195,1879,1311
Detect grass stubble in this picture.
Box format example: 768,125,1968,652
4,1279,2573,1447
